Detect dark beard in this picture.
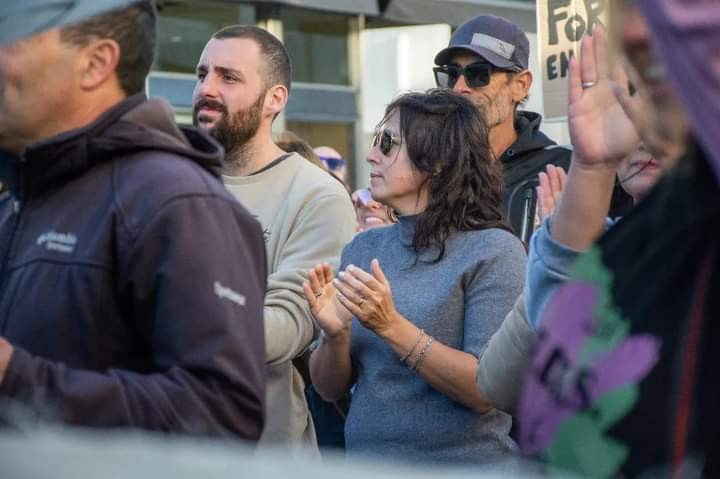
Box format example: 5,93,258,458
193,92,264,170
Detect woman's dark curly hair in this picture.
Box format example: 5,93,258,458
380,89,511,261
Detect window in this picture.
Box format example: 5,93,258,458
282,8,351,85
155,1,256,73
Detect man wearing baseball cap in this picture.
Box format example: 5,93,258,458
434,15,572,243
0,1,267,438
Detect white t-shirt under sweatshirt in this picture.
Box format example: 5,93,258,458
223,152,355,451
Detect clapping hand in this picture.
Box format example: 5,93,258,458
303,263,353,338
536,164,567,221
332,259,400,337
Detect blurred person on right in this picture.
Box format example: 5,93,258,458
517,2,720,476
305,90,526,465
476,143,663,417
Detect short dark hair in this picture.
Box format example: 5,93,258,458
212,25,292,94
381,89,511,261
59,1,156,96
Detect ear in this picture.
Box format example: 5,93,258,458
511,70,533,103
264,84,289,120
77,39,121,92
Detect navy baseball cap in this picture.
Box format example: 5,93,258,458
0,0,141,44
434,15,529,71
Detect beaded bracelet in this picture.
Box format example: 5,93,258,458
400,328,425,364
410,335,435,372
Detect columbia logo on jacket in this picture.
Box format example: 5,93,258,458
36,231,77,254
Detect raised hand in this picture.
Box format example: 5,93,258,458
568,25,640,168
303,263,353,338
333,259,400,336
537,164,567,221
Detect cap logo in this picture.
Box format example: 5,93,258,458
471,33,515,60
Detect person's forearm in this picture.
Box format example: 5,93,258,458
476,294,536,414
379,315,493,413
309,328,354,401
552,154,616,250
0,345,265,439
264,302,316,366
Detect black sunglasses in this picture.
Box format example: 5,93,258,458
371,128,401,156
433,62,518,89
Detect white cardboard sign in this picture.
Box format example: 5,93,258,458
537,0,608,119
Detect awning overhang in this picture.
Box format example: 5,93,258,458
380,0,536,32
226,0,380,16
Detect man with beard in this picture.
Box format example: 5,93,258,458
0,0,267,438
192,25,355,452
433,15,575,242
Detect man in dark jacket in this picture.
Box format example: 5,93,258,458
0,1,267,439
433,15,623,242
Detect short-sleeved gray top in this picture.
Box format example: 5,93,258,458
341,215,526,465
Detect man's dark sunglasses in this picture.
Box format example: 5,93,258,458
433,62,520,89
371,128,401,156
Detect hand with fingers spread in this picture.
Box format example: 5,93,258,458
333,259,399,336
303,263,353,338
568,25,640,168
536,165,567,221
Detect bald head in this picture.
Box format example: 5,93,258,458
313,146,341,159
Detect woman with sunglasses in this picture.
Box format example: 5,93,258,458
303,90,526,465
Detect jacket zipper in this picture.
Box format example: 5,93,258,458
0,190,24,333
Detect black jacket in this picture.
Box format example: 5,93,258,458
0,95,267,440
501,112,571,243
593,146,719,477
501,112,633,242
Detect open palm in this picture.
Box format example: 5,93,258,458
303,263,353,338
568,26,640,167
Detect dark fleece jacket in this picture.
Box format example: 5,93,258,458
501,111,571,241
0,95,267,440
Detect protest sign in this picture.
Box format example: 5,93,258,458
537,0,608,119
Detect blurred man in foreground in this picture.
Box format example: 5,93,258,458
0,0,267,439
